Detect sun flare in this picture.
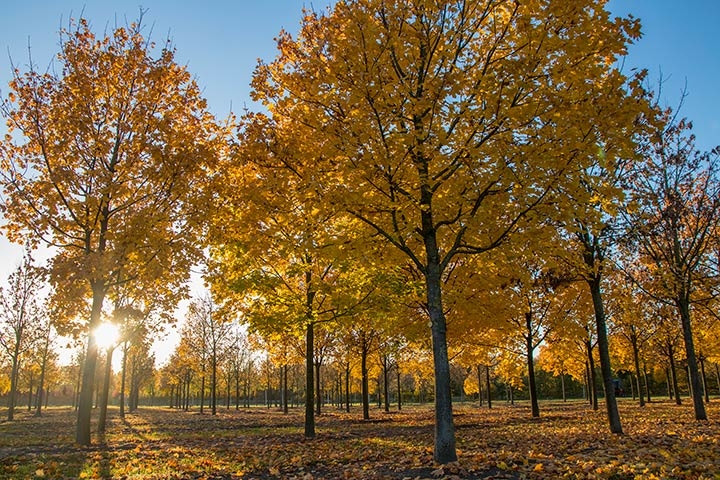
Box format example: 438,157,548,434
93,322,120,351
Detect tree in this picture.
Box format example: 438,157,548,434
625,114,720,420
251,0,645,463
0,251,45,421
0,16,226,444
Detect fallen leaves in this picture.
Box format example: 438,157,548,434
0,401,718,479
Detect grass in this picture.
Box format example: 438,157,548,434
0,399,718,479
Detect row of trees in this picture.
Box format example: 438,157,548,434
1,0,718,464
4,287,716,420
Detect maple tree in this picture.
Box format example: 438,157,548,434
624,112,720,420
0,251,45,421
0,16,226,444
251,0,646,463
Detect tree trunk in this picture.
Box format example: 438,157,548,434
586,342,598,411
315,360,322,416
560,368,566,402
199,368,206,414
699,356,709,404
283,364,289,414
345,362,351,413
98,347,115,433
361,336,370,420
425,258,457,464
77,281,105,445
35,329,51,417
7,348,20,421
630,331,645,407
235,366,240,410
27,370,34,411
304,321,315,438
396,365,402,411
643,362,651,403
676,295,707,420
119,343,128,419
525,314,540,418
669,351,681,405
211,355,217,416
587,276,622,434
382,356,390,413
485,365,492,409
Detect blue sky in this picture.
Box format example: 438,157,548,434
1,1,718,361
2,1,717,150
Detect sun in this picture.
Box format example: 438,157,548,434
93,322,120,351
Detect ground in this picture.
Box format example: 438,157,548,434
0,399,718,479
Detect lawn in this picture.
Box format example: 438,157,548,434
0,399,718,479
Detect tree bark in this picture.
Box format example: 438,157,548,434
35,328,51,417
586,343,598,411
76,281,105,445
668,350,682,405
676,295,707,419
630,330,645,407
396,365,402,411
7,345,20,421
588,276,622,434
211,354,217,416
699,356,709,404
119,343,128,419
304,321,315,438
382,355,390,413
98,347,115,433
525,313,540,418
485,365,492,409
345,362,351,413
314,360,322,416
361,335,370,420
283,364,289,414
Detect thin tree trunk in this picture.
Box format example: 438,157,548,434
119,343,128,419
383,356,390,413
283,364,289,414
211,355,217,416
7,351,20,421
35,329,51,417
699,356,709,404
345,362,351,413
485,365,492,409
361,336,370,420
396,365,402,411
98,347,115,433
560,368,566,402
631,331,645,407
677,295,706,419
586,343,598,411
588,276,622,434
315,360,322,416
304,321,315,438
643,361,651,403
525,314,539,418
669,352,682,405
27,371,34,411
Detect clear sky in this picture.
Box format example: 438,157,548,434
1,0,718,363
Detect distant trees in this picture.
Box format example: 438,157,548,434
0,252,46,420
624,114,720,420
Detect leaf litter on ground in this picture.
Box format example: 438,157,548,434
0,399,718,479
